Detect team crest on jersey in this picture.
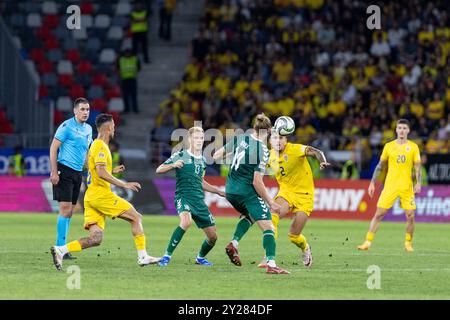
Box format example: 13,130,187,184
283,154,288,162
405,146,411,152
98,152,105,158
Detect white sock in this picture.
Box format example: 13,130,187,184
58,245,69,256
231,240,239,248
267,259,276,268
138,249,147,259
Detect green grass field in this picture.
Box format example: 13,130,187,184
0,213,449,299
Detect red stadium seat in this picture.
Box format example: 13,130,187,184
91,98,108,112
58,74,74,87
29,48,45,62
69,84,85,99
0,120,14,134
80,2,94,15
37,60,54,74
35,26,51,39
65,49,81,63
92,73,108,87
43,14,59,29
105,85,121,99
53,109,64,126
39,84,49,98
76,60,92,74
44,36,59,50
109,111,121,126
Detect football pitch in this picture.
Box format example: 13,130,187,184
0,213,449,300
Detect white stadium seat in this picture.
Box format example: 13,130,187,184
26,13,42,28
94,14,111,29
57,97,73,112
116,1,132,15
99,48,116,64
57,60,73,75
108,98,125,112
81,14,93,29
42,1,58,14
107,26,124,40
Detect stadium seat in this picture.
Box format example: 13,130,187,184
80,2,94,15
88,86,105,99
58,74,74,87
10,14,25,28
44,36,59,50
99,48,116,64
111,15,129,28
96,3,114,15
74,74,92,87
91,98,108,112
39,84,49,98
42,73,57,86
92,74,108,87
57,60,73,74
108,98,125,112
72,28,88,40
42,14,59,29
63,38,78,50
42,1,58,14
53,108,64,126
54,25,70,40
69,85,86,100
29,48,45,62
116,1,132,15
65,49,81,63
85,37,101,53
81,14,94,29
107,26,124,40
76,60,93,74
37,60,54,75
26,13,42,28
109,111,121,126
56,96,73,112
94,15,111,29
35,26,51,39
106,85,121,99
20,2,42,14
48,49,63,63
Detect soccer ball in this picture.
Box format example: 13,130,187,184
273,116,295,136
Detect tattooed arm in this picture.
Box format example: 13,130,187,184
368,160,387,198
414,162,422,194
306,146,331,169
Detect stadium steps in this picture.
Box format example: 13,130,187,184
116,0,204,177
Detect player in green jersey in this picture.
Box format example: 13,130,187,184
156,127,225,266
213,114,290,274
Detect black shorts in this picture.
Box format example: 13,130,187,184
52,163,82,205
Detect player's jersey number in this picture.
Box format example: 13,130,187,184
397,155,406,163
87,172,92,185
279,166,286,176
231,149,245,171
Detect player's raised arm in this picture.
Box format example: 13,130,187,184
305,146,330,169
203,179,225,197
155,153,184,174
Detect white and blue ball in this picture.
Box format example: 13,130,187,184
273,116,295,136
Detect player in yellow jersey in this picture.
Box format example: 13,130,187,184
358,119,421,252
51,114,160,270
258,130,330,268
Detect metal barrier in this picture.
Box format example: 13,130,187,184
0,16,51,147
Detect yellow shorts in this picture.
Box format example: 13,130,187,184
84,193,133,230
377,188,416,210
275,189,313,216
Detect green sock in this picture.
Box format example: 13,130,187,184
232,218,252,241
263,230,276,261
198,239,215,258
164,226,186,256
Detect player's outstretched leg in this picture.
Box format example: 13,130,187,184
256,220,290,275
289,211,312,267
195,226,217,266
405,210,415,252
159,211,190,266
118,208,160,266
51,224,103,271
225,217,252,266
358,208,388,250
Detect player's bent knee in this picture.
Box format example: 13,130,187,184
59,203,73,217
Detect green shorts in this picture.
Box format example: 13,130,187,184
174,195,215,229
226,192,271,222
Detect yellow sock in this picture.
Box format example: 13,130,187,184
288,233,308,252
366,232,375,242
134,234,146,251
67,240,82,252
405,233,412,242
271,213,280,240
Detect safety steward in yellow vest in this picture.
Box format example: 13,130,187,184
131,1,150,63
118,48,141,113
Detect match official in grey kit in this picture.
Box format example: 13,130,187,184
49,98,92,259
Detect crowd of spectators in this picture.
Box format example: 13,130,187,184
152,0,450,167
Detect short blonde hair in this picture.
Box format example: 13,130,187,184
188,126,204,136
253,113,271,131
